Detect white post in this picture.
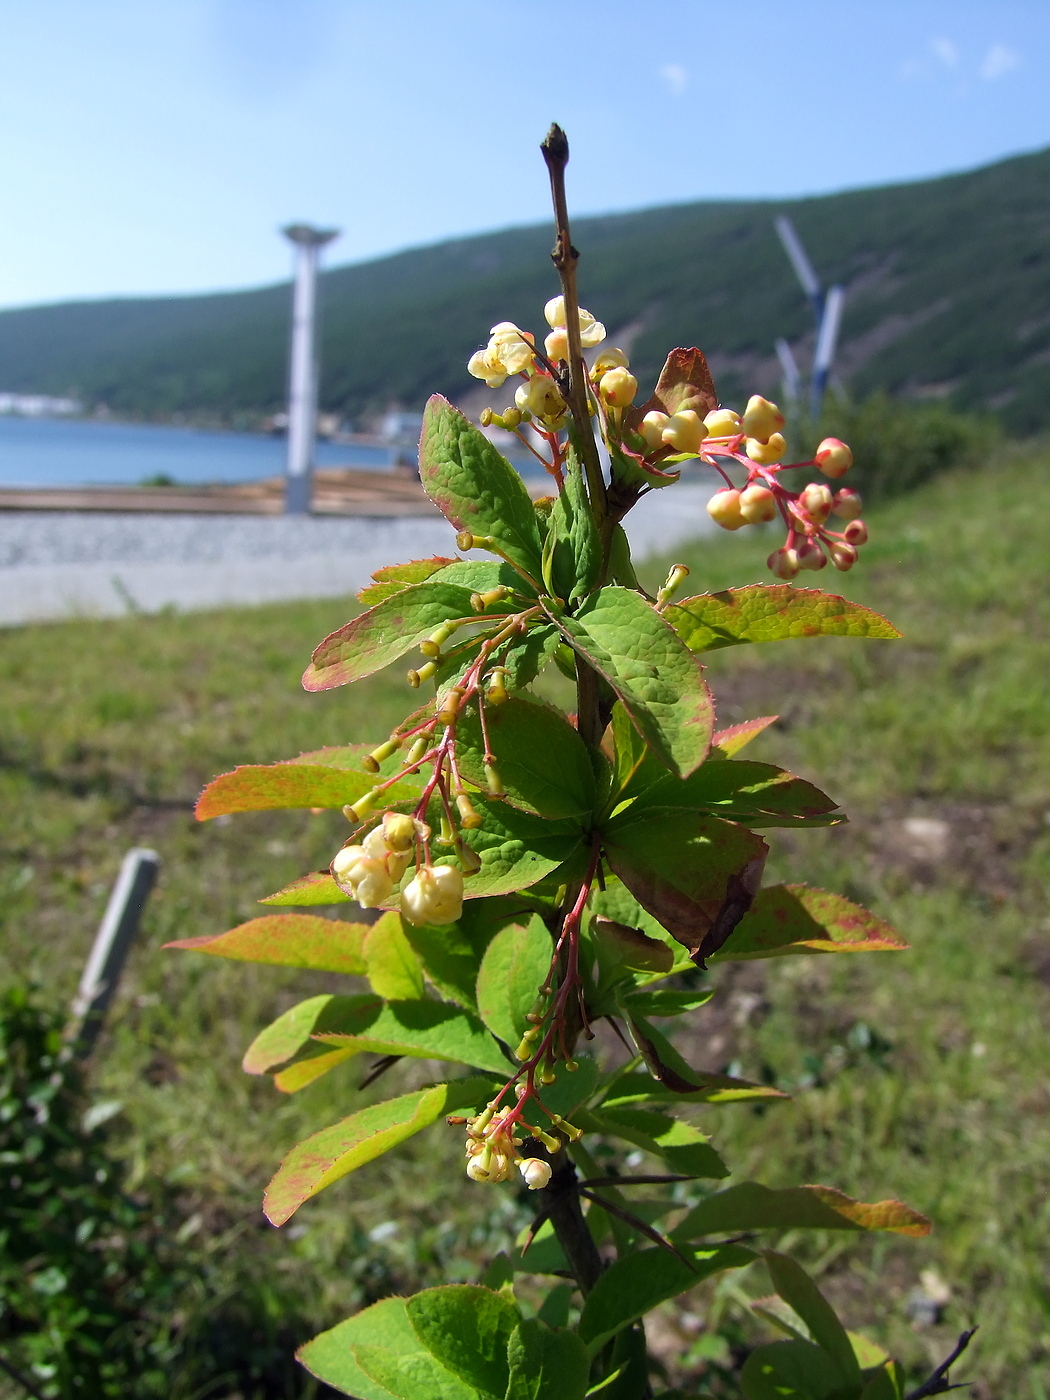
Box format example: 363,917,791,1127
69,847,160,1057
282,224,339,514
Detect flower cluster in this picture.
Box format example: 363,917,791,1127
458,1093,586,1189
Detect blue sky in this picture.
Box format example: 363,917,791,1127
0,0,1047,308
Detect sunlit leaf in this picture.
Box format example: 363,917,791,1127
710,715,779,758
196,756,420,820
475,917,552,1048
549,446,601,605
419,395,544,579
406,1285,520,1399
455,697,596,819
259,871,350,906
713,885,907,962
165,914,368,975
622,759,842,829
364,913,425,1000
298,1296,435,1400
664,585,901,654
358,556,459,605
551,587,714,777
265,1078,492,1225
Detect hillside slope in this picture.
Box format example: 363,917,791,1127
2,145,1049,430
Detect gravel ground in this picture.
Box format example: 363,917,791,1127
0,485,716,626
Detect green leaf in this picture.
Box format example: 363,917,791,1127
260,871,350,906
401,917,494,1010
298,1296,431,1400
577,1106,728,1178
592,918,675,977
165,913,368,974
551,587,714,777
664,586,901,654
672,1183,932,1242
264,1078,491,1225
764,1252,861,1389
352,1344,480,1400
623,760,842,829
607,522,640,590
475,917,552,1048
196,756,419,819
311,998,512,1075
244,993,509,1077
536,1284,573,1330
601,1068,783,1108
364,913,425,999
550,447,602,604
274,1046,358,1094
534,1054,601,1121
455,697,596,819
859,1363,905,1400
620,1016,787,1102
419,395,544,579
578,1244,754,1354
458,803,583,900
618,987,714,1017
741,1340,851,1400
358,555,459,605
604,810,767,964
406,1284,520,1399
713,885,907,962
506,1318,591,1400
430,559,526,592
435,624,560,698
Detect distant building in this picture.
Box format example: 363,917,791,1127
0,392,81,417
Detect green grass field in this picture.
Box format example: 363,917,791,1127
2,447,1048,1396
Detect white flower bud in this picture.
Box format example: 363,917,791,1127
401,864,464,927
707,488,746,531
639,410,669,450
800,482,834,523
543,295,605,345
544,328,569,364
519,1157,552,1190
354,862,396,907
831,487,863,520
768,547,800,580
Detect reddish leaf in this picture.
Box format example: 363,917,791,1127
632,347,718,422
165,914,368,974
713,884,907,962
665,586,901,653
196,748,420,821
710,716,779,758
358,556,458,604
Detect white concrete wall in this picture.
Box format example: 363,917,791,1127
0,486,716,627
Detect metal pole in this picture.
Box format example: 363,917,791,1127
68,847,160,1058
774,337,802,407
282,223,339,515
810,284,845,420
774,215,824,326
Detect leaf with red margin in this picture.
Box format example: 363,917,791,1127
710,716,778,759
358,556,458,604
260,872,350,906
165,914,367,974
711,884,907,962
195,749,421,821
664,586,901,653
671,1182,932,1242
605,810,768,965
264,1078,494,1225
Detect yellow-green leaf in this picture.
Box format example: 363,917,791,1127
165,914,367,974
672,1183,932,1242
713,885,907,962
665,585,901,653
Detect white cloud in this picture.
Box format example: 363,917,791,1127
931,36,960,69
980,42,1021,80
659,63,688,97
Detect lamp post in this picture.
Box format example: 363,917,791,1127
282,223,339,514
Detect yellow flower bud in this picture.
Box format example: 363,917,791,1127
599,367,638,408
544,328,569,364
591,347,629,376
815,436,853,478
639,410,669,450
843,519,868,546
515,375,567,425
401,864,464,927
746,433,786,465
800,482,834,523
661,410,707,454
768,547,800,579
706,488,746,530
831,487,863,520
382,813,419,853
519,1157,552,1190
703,407,742,437
742,395,785,443
739,484,778,524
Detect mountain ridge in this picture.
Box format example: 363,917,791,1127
2,144,1049,430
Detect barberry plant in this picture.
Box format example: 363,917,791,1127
172,128,975,1399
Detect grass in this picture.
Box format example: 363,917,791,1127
2,445,1049,1395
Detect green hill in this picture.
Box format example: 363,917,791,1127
3,145,1050,430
